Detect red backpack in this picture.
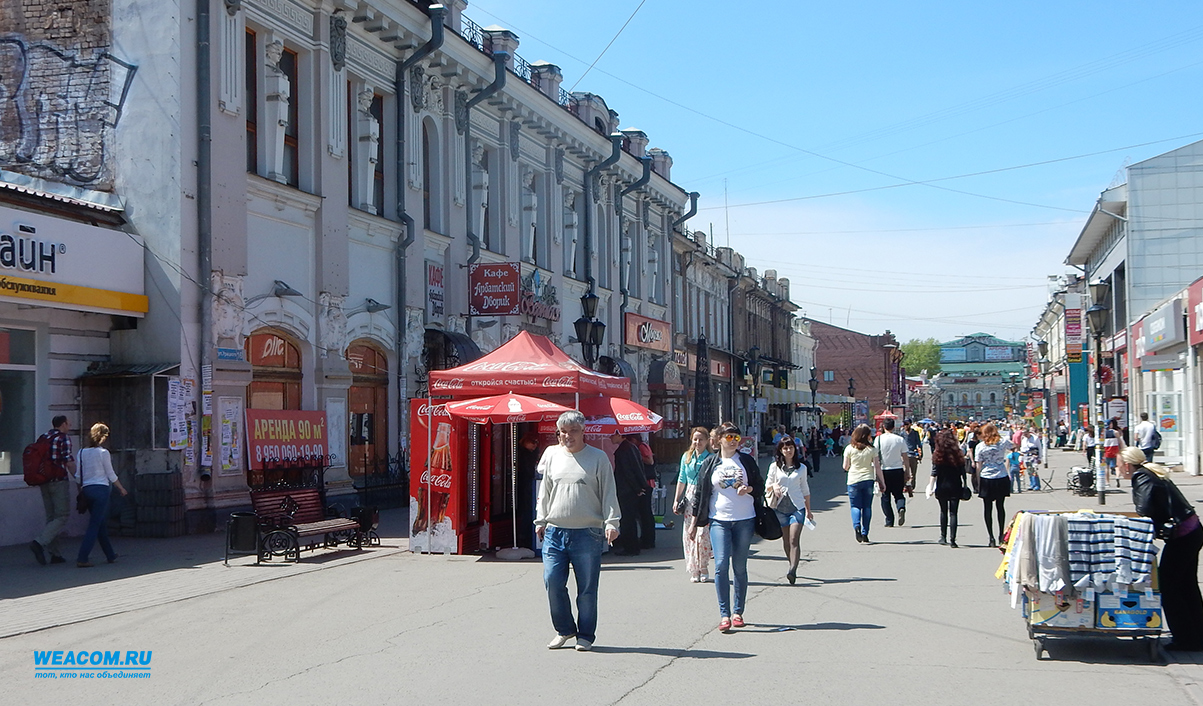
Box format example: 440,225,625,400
23,434,66,486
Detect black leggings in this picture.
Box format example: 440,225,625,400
983,497,1006,540
937,498,959,541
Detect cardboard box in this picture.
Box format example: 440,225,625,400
1097,591,1163,631
1026,591,1095,629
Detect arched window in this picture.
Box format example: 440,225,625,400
246,330,302,410
990,393,997,404
347,342,389,478
421,118,441,233
961,393,969,406
975,393,982,405
948,394,954,405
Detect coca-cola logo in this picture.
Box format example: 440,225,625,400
462,361,545,372
616,412,645,421
431,378,465,389
417,403,450,417
420,469,452,489
542,375,575,387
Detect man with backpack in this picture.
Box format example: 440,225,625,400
1134,412,1161,463
29,416,76,565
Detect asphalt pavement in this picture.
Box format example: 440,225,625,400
4,448,1203,705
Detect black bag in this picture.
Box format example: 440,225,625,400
961,485,973,501
755,504,782,540
1150,428,1162,451
76,487,91,514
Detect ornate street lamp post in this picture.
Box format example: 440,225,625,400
1086,281,1110,505
573,291,606,370
847,377,856,429
808,366,819,430
1037,339,1051,470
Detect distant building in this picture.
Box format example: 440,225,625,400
931,333,1026,421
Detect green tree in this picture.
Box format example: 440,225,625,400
901,338,942,377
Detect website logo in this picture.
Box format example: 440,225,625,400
34,650,152,680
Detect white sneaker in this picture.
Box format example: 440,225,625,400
575,639,593,652
547,634,573,649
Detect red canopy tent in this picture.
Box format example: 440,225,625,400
428,330,630,398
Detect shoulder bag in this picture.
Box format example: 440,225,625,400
755,503,782,540
75,451,91,515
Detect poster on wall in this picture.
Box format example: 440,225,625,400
1064,293,1083,364
200,415,212,468
218,396,243,475
409,399,460,554
426,261,445,323
244,410,329,470
326,397,346,467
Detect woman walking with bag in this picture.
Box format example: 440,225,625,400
766,437,812,584
973,423,1012,548
928,430,968,548
690,422,766,632
843,424,883,544
673,427,713,583
75,423,128,567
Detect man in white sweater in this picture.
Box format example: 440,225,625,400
535,410,620,652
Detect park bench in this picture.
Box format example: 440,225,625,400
250,487,364,563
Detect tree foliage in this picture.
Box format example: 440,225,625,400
901,338,942,377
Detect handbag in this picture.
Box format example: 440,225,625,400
765,484,782,510
961,485,973,501
755,503,782,540
75,471,91,514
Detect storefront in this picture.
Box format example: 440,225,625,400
1132,298,1189,466
0,202,148,546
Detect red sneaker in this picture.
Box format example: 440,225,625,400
718,617,732,632
731,615,745,628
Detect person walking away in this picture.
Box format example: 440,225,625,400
808,428,823,473
30,415,76,565
1021,429,1042,491
766,437,812,584
874,418,909,527
928,430,968,548
691,422,765,632
75,423,128,567
535,411,621,652
973,423,1013,548
903,419,922,497
611,433,648,556
843,424,884,544
1103,419,1123,487
1134,412,1158,463
1083,425,1097,467
1125,447,1203,651
672,427,713,583
1007,445,1023,494
824,434,835,457
634,434,657,550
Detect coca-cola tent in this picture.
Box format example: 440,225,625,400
428,330,630,398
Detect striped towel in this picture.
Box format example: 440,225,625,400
1114,516,1157,587
1067,515,1114,589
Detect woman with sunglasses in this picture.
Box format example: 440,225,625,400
690,422,766,632
765,436,812,584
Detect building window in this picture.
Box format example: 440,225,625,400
347,342,388,479
246,330,302,411
245,29,257,174
481,149,494,251
371,94,384,213
823,370,834,382
422,122,433,231
948,394,954,405
0,328,35,476
278,48,299,187
990,392,996,404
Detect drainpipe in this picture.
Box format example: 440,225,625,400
394,5,445,457
582,133,623,292
196,0,213,486
618,156,652,313
672,191,700,229
464,52,509,266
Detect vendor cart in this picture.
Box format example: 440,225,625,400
1025,595,1162,661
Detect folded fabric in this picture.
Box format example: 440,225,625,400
1114,516,1156,587
1067,514,1114,590
1034,514,1070,594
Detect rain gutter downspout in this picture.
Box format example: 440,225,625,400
395,4,445,453
196,0,212,485
618,156,652,313
582,133,624,292
464,51,509,266
672,191,700,229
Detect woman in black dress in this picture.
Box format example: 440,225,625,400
928,430,967,548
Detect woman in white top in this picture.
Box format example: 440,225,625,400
76,423,128,567
766,437,812,584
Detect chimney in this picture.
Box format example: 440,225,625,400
621,128,648,158
530,61,562,101
648,148,672,180
482,26,519,68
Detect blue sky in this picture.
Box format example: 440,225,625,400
466,0,1203,343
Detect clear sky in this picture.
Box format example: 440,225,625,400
464,0,1203,343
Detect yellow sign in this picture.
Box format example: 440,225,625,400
0,273,148,315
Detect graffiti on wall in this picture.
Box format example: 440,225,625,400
0,36,137,187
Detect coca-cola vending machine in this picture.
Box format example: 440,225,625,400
409,400,464,553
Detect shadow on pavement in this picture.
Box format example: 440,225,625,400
743,621,886,632
590,646,754,659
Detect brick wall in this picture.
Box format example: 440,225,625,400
807,319,896,416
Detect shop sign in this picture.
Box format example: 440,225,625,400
1105,397,1127,424
244,410,328,470
518,269,560,321
1110,328,1127,352
623,313,670,352
984,346,1012,362
1189,276,1203,347
1132,320,1145,365
1144,299,1184,355
1064,293,1083,363
0,206,147,316
685,353,729,378
468,262,520,316
426,262,445,322
1141,353,1183,372
673,350,688,367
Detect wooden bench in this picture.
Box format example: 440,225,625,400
249,488,365,563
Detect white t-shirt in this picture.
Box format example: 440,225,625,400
709,455,756,522
874,432,907,470
1134,420,1156,449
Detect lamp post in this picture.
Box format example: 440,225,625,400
847,377,856,429
1086,282,1110,505
882,340,898,413
747,345,761,439
573,291,606,370
1038,353,1051,470
808,366,819,431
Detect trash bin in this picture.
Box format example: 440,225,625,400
226,513,259,564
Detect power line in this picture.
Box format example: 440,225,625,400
566,0,649,93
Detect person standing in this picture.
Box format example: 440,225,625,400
611,433,648,556
929,430,968,548
1124,447,1203,651
843,424,884,544
973,423,1013,548
634,434,657,550
535,411,621,652
1083,425,1097,467
1021,429,1042,491
1134,412,1157,463
874,418,909,527
1103,419,1123,486
808,428,823,474
75,423,128,567
691,422,765,632
1007,445,1023,494
30,415,76,566
765,437,812,584
903,419,922,495
672,427,713,583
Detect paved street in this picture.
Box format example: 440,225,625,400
5,450,1203,705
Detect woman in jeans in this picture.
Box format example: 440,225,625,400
766,437,812,584
843,424,883,544
973,422,1013,548
75,423,128,567
691,422,765,632
673,426,713,583
928,430,967,548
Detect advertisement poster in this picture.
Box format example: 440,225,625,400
409,399,460,554
468,262,520,316
218,396,243,475
426,261,445,323
1064,293,1083,364
326,397,346,467
200,415,212,468
244,410,328,470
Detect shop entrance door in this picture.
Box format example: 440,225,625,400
1150,390,1184,464
347,343,388,479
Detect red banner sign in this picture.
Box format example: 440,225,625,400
1189,276,1203,347
244,410,329,470
468,263,520,316
624,313,670,352
408,400,462,554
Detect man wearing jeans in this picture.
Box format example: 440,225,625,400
1134,412,1157,462
535,411,620,652
31,416,75,565
874,418,909,527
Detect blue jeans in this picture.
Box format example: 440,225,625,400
848,480,874,536
542,526,605,643
709,518,754,618
1010,469,1023,493
77,484,116,563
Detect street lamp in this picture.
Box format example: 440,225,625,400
747,345,761,437
882,340,898,411
847,377,856,429
1086,287,1110,506
573,291,606,370
1038,355,1051,469
808,366,819,430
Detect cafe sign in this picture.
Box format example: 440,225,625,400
623,313,670,352
468,262,520,316
519,269,560,321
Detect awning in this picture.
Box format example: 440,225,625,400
78,363,179,378
764,387,806,405
599,355,636,380
648,359,684,392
